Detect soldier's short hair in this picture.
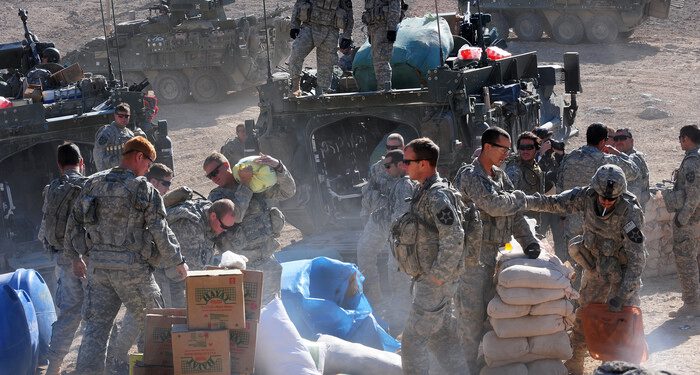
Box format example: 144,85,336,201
56,142,82,167
385,149,404,164
406,137,439,167
115,102,131,114
122,136,156,161
145,163,174,181
680,124,700,144
616,128,633,138
236,124,245,132
209,199,236,221
387,133,405,146
203,152,229,169
481,127,511,147
586,123,608,146
517,131,540,149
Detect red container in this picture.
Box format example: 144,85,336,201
0,97,12,109
581,303,648,364
458,45,482,61
486,46,512,61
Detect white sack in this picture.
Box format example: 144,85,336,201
482,330,529,361
526,359,567,375
498,264,571,289
496,285,566,306
528,331,573,359
529,299,575,317
490,315,566,339
317,334,402,375
480,363,528,375
487,295,530,319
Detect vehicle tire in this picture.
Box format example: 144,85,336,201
618,29,634,40
153,71,189,104
585,15,619,43
490,12,511,40
513,12,544,41
551,14,585,44
189,69,227,103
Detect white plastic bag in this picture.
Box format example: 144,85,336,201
219,250,248,269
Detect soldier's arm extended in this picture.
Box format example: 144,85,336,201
459,170,526,217
618,206,646,303
674,157,700,226
263,162,297,201
387,0,402,31
340,0,353,39
608,153,641,185
512,212,538,248
428,191,465,283
144,185,184,268
169,219,208,269
525,188,586,214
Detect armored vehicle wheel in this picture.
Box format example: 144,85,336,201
490,13,511,39
585,15,619,43
153,71,189,104
513,12,544,41
551,14,585,44
190,70,227,103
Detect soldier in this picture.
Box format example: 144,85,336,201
145,163,174,196
203,152,254,222
504,131,549,195
661,125,700,317
525,164,646,374
93,103,136,171
65,136,189,375
220,124,256,164
37,143,89,375
289,0,353,96
393,137,466,374
361,133,404,220
455,127,539,370
614,128,650,209
362,0,402,91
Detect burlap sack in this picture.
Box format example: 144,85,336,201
480,363,527,375
497,285,566,306
526,359,567,375
485,352,549,368
530,299,575,316
482,330,528,361
528,331,573,359
498,264,571,290
490,315,566,339
487,295,530,319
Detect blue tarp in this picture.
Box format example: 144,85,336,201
280,257,400,352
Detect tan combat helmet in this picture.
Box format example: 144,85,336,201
591,164,627,199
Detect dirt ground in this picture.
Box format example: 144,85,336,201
3,0,699,373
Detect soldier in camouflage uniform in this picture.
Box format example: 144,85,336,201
362,0,402,91
661,125,700,318
525,164,646,374
614,128,650,209
393,138,466,374
93,103,137,171
455,127,539,371
220,124,256,164
289,0,353,96
37,143,89,375
203,152,254,222
207,153,296,304
65,137,189,375
361,133,404,219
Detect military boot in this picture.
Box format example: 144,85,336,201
290,77,302,97
668,302,700,318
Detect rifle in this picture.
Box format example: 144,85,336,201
18,9,41,68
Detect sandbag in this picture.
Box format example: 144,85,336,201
317,334,402,375
527,359,567,375
480,363,528,375
486,352,549,368
233,155,278,193
498,254,574,281
487,295,530,319
530,299,575,317
498,264,571,290
528,331,572,359
496,285,566,306
581,304,648,364
490,315,566,339
482,330,528,361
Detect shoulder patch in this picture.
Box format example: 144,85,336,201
624,221,644,244
686,171,695,183
437,207,455,225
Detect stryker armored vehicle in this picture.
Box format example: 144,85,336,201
0,10,172,291
250,12,582,261
460,0,672,44
64,0,291,104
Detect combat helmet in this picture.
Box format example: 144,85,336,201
41,47,61,63
591,164,627,199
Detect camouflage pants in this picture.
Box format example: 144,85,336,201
539,213,568,261
367,22,394,90
47,256,85,370
672,223,700,304
356,218,389,305
385,243,412,333
454,266,487,373
75,265,161,375
288,24,340,91
105,308,143,375
238,238,283,305
402,279,467,375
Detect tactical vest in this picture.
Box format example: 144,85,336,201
299,0,346,29
42,173,88,250
362,0,391,24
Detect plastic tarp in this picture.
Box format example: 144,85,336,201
280,257,400,352
353,15,454,91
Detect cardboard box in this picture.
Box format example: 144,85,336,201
229,320,258,374
144,308,187,366
171,325,231,375
129,353,143,375
241,270,263,322
51,63,84,85
133,362,174,375
186,270,245,329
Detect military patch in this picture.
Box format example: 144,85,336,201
437,207,455,225
686,171,695,183
98,134,108,146
623,221,644,244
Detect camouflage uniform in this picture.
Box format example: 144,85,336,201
93,122,135,171
215,163,296,304
662,146,700,306
456,161,536,370
526,187,646,373
64,168,184,375
400,174,467,375
627,149,650,209
289,0,353,91
208,183,254,224
220,137,255,165
362,0,402,90
37,169,88,373
361,159,394,217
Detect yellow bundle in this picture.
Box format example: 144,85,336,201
232,155,278,193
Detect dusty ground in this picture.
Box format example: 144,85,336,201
3,0,699,373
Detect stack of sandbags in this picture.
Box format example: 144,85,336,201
481,251,577,375
642,192,677,278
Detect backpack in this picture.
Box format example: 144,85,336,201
42,175,88,249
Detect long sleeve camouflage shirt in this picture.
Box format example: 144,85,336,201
557,145,640,191
166,200,217,270
291,0,354,39
93,122,134,172
361,159,396,217
662,146,700,226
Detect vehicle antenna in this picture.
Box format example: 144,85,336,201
98,0,116,82
261,0,273,83
109,0,125,84
433,0,444,65
475,0,488,67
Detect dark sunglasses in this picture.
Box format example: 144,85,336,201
216,215,234,230
386,144,402,150
487,142,511,152
402,159,427,165
517,144,536,151
613,135,630,142
116,113,130,119
156,178,172,188
599,196,617,202
206,163,224,179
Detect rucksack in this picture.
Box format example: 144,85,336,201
42,174,88,250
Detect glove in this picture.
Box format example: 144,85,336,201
524,242,541,259
290,28,300,39
386,30,397,42
608,296,623,312
339,38,352,50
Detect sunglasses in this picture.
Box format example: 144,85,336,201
116,113,130,119
216,215,234,230
386,144,402,151
599,196,617,202
518,144,536,151
402,159,427,165
206,163,224,179
156,178,172,188
487,142,511,152
613,135,630,142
